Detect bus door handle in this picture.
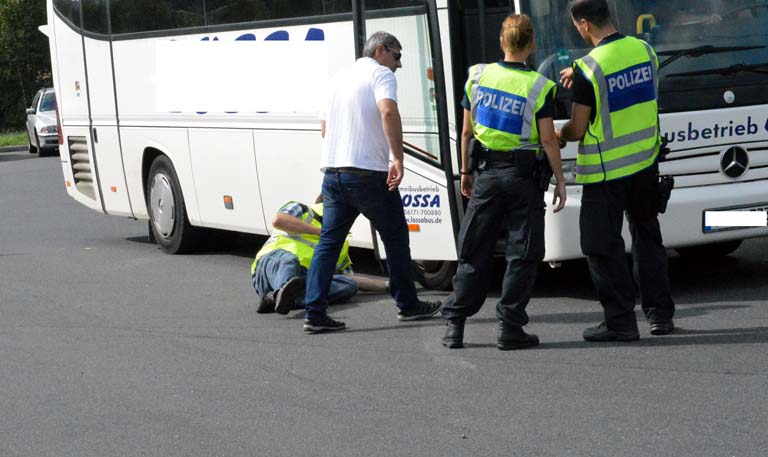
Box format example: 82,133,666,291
92,127,98,143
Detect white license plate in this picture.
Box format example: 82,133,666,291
703,204,768,233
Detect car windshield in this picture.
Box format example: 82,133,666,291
526,0,768,113
40,92,56,112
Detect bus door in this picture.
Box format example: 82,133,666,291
450,0,514,83
80,1,134,217
353,0,461,270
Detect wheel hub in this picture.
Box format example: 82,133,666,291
150,174,176,238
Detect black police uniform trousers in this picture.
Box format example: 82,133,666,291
580,162,675,332
442,161,545,328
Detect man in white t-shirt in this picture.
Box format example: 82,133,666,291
302,31,442,333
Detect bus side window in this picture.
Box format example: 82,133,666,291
53,0,82,28
205,0,353,26
82,0,108,34
110,0,204,34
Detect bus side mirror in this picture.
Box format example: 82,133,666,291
26,108,35,115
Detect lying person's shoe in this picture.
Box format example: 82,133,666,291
275,276,306,315
397,300,442,321
256,292,276,314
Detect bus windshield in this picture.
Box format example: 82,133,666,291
526,0,768,114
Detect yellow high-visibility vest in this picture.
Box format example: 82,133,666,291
465,62,556,153
251,202,351,275
574,36,661,184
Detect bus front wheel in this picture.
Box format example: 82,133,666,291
146,155,201,254
413,260,456,291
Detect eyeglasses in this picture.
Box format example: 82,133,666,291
384,46,402,61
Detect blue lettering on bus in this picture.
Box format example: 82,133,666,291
605,62,655,112
474,86,526,135
662,116,761,144
401,194,440,208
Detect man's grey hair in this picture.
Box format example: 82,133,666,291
362,31,402,58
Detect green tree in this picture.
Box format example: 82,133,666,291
0,0,50,129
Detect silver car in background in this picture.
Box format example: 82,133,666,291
25,88,59,157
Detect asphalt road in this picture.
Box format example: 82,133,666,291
1,151,767,457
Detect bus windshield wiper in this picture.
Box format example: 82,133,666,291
667,62,768,77
658,45,766,70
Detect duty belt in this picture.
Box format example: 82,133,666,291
479,148,536,163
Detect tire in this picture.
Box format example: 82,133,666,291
28,132,38,154
413,260,456,291
146,155,202,254
675,240,743,259
36,133,52,157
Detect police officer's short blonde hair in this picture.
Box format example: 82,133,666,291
500,14,535,53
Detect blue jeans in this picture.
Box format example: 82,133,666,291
305,170,418,320
252,249,358,306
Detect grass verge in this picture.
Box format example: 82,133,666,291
0,130,27,148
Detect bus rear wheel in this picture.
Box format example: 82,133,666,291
146,155,201,254
675,240,743,259
413,260,456,291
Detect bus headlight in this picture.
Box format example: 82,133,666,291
551,159,578,185
40,125,58,134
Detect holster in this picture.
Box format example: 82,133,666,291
467,137,481,173
656,138,674,214
658,175,674,214
533,153,554,191
658,137,671,161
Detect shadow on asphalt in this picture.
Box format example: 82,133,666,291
459,326,768,350
535,326,768,350
0,152,36,162
460,303,752,326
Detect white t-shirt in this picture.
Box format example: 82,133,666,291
320,57,398,172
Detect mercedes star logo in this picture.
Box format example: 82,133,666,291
720,146,749,178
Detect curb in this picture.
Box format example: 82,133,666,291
0,145,26,153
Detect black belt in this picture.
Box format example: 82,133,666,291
325,167,378,176
479,148,536,163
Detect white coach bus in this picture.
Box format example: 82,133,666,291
46,0,768,289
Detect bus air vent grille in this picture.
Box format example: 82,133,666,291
68,136,95,200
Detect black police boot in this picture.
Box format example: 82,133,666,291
583,322,640,342
497,321,539,351
649,319,675,335
442,319,465,349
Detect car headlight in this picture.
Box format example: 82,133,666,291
40,125,58,134
551,159,578,185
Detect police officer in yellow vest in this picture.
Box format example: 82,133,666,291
558,0,675,341
252,198,357,315
441,14,566,350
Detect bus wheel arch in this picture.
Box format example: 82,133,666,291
413,260,456,291
144,152,202,254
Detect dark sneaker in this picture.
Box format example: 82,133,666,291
497,322,540,350
275,276,306,315
583,322,640,342
256,292,276,314
442,319,465,349
303,315,346,333
649,320,675,335
398,300,442,321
